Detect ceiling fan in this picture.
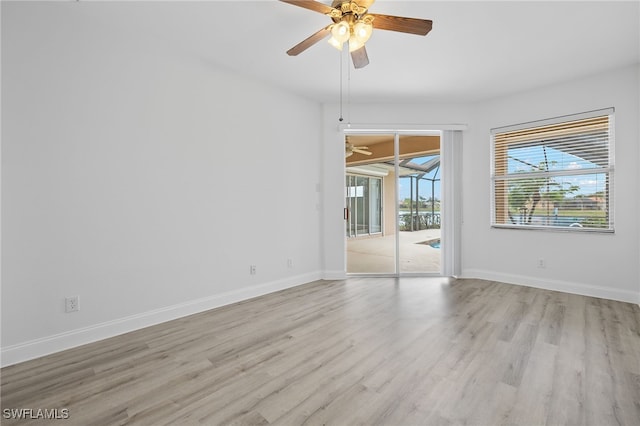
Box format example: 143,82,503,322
280,0,433,69
346,142,372,157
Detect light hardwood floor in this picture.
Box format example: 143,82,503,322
2,278,640,425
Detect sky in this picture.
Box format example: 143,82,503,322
508,145,607,196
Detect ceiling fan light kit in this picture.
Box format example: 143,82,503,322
329,21,350,47
326,9,373,52
281,0,432,68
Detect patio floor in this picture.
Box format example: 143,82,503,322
347,229,442,274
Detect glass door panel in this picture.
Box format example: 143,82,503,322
345,133,396,274
398,135,442,274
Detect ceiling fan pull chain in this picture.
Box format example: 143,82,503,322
347,51,351,126
339,48,344,122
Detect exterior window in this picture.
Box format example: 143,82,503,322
491,109,614,232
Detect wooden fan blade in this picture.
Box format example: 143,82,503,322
281,0,340,16
350,45,370,69
369,13,433,36
353,148,372,155
287,26,331,56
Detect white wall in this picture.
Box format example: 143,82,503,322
463,65,640,303
1,3,323,365
322,65,640,304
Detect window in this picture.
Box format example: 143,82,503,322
491,109,614,232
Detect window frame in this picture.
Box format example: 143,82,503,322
490,108,615,233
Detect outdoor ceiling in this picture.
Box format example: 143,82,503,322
44,1,639,104
345,134,440,165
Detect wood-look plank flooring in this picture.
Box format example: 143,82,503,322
2,277,640,425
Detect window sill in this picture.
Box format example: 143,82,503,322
491,224,614,234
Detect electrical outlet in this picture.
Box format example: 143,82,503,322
65,296,79,313
287,258,293,269
537,258,545,268
249,265,256,275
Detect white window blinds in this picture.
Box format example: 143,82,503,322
491,109,614,231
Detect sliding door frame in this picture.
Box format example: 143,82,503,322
342,125,464,278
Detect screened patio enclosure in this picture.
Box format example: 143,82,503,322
398,156,441,232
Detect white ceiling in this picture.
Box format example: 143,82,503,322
76,1,640,103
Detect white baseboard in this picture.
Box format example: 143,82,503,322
322,270,347,281
462,268,640,305
1,271,323,368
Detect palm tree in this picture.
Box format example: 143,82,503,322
508,154,578,224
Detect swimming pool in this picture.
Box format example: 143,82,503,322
417,239,441,249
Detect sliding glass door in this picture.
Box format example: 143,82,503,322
345,175,383,237
397,135,442,274
345,132,442,275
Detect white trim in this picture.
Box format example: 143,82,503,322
462,268,640,305
491,223,615,233
340,123,467,133
323,270,348,280
608,112,616,231
1,272,323,367
394,133,400,274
